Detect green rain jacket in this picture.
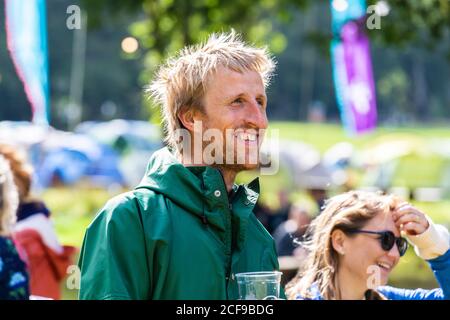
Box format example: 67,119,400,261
78,148,281,300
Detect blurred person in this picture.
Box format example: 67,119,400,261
286,190,450,300
254,191,291,235
79,31,282,300
306,187,328,214
0,144,75,300
268,190,291,234
253,200,273,232
273,205,312,257
0,155,29,300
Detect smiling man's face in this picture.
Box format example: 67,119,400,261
194,66,268,172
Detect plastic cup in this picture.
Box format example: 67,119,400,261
235,271,282,300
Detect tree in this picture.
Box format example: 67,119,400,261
81,0,450,123
82,0,310,76
83,0,450,61
366,0,450,54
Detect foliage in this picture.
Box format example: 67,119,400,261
2,1,449,127
0,0,146,128
83,0,450,63
83,0,313,87
81,0,450,123
366,0,450,54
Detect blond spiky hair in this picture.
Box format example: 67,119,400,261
147,30,276,153
0,155,19,236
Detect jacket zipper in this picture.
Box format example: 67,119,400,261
225,186,241,298
217,169,238,299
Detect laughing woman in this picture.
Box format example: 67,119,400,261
285,190,450,300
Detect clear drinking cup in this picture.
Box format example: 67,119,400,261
235,271,282,300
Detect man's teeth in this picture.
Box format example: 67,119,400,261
237,132,257,141
377,262,392,270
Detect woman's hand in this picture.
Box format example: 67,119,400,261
393,202,449,260
393,203,429,236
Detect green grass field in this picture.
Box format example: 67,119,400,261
43,122,450,299
270,121,450,153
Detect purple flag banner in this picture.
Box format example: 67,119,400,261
331,20,377,134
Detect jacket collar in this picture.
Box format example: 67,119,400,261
136,148,260,248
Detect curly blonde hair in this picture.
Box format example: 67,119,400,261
0,143,33,201
0,155,19,236
285,190,401,300
147,30,276,154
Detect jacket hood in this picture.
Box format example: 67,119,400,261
135,148,260,236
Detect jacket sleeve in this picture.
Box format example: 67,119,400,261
378,249,450,300
78,193,153,300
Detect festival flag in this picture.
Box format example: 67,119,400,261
5,0,50,125
330,0,377,134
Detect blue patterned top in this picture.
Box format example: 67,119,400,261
0,236,29,300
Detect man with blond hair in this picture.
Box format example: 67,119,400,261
79,31,281,300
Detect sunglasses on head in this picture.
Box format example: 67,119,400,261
346,229,408,257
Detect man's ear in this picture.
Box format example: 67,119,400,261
178,106,202,132
331,229,347,256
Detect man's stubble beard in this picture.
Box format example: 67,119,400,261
203,133,261,173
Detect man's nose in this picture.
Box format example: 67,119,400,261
245,99,268,129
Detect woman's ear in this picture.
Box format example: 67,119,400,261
331,229,347,256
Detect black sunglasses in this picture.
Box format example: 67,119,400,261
346,230,408,257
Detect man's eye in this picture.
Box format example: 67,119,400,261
232,98,243,105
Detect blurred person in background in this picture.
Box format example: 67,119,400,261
306,187,328,215
0,143,75,300
273,204,312,257
254,190,292,235
269,190,292,234
253,200,274,232
286,190,450,300
0,155,29,300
